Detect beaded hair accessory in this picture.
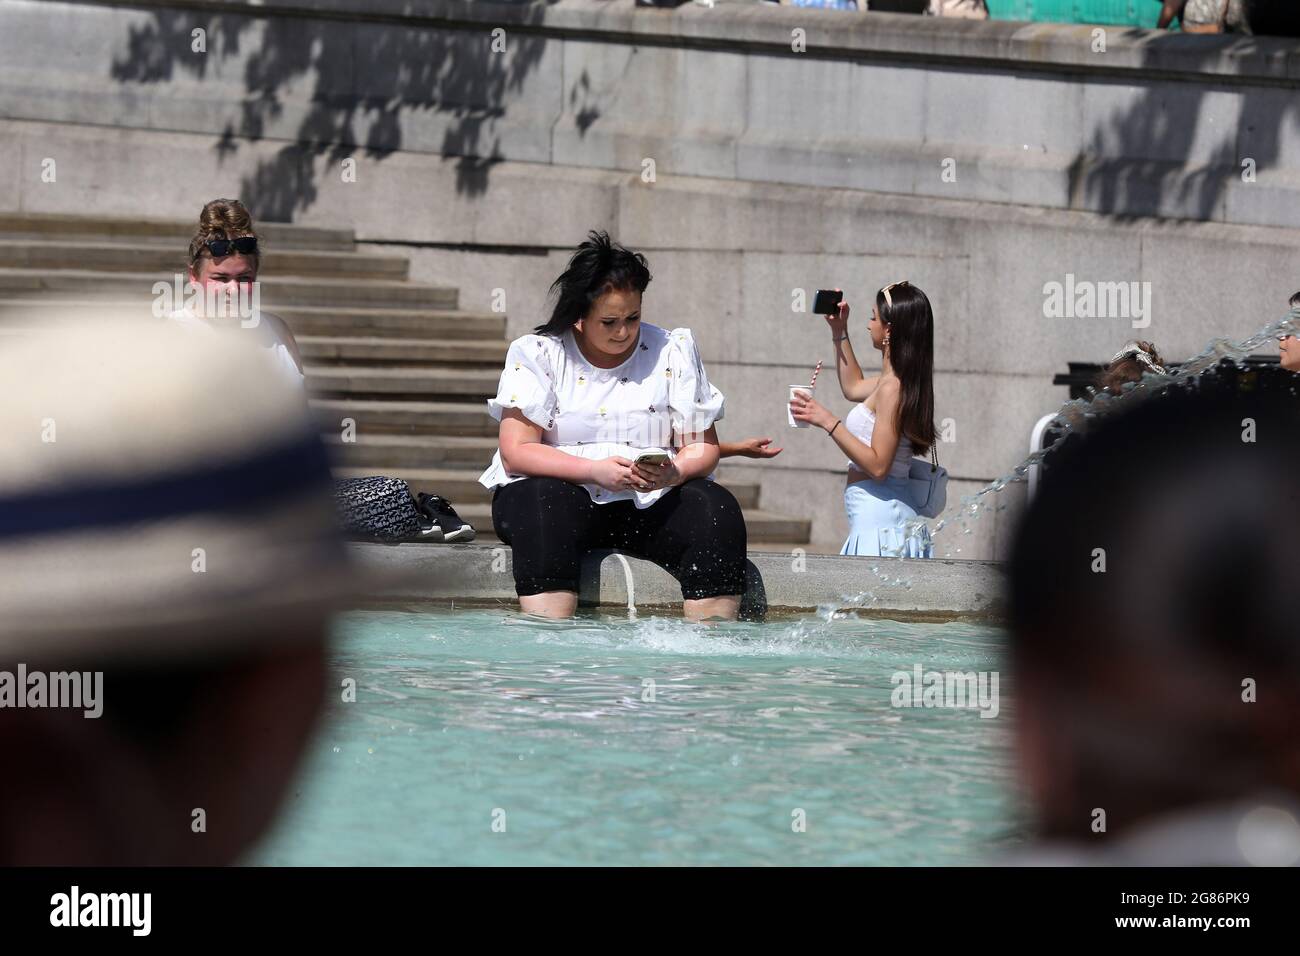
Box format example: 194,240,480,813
1110,342,1166,376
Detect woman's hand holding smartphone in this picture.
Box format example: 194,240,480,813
827,297,849,335
632,452,680,492
814,288,849,335
590,456,637,492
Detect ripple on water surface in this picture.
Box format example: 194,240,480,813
252,607,1025,866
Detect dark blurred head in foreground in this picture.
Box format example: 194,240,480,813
1247,0,1300,37
0,314,353,864
1009,360,1300,861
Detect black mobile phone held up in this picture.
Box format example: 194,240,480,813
812,289,843,316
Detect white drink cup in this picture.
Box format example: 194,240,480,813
788,385,814,428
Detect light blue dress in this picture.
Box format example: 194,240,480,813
839,404,933,558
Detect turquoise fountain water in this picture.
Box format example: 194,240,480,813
251,607,1022,866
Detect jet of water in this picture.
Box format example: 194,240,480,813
914,309,1300,551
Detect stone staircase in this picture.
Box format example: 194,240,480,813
0,213,813,548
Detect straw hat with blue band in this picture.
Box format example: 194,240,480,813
0,313,380,660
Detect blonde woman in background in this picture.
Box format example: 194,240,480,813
169,198,304,388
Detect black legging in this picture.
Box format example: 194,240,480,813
491,476,747,600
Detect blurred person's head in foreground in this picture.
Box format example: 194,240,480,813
1247,0,1300,38
1009,360,1300,864
1096,340,1166,396
0,315,357,865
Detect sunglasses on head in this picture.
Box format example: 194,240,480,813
205,236,258,258
880,280,910,309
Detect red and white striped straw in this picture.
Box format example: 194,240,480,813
809,359,823,389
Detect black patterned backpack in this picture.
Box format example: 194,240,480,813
332,476,424,543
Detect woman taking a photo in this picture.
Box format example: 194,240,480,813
790,281,937,558
480,232,748,621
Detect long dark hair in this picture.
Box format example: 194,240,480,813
875,282,936,456
533,231,652,336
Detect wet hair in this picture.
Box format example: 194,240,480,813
874,282,936,457
533,231,652,336
1009,360,1300,841
187,199,261,275
1096,341,1164,395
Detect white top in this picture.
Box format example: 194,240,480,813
477,323,725,508
167,308,304,389
843,402,913,480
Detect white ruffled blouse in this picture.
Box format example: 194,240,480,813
477,323,725,508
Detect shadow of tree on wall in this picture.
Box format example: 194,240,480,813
1069,10,1300,222
110,2,552,221
101,2,1300,228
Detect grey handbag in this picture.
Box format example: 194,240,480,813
908,444,949,518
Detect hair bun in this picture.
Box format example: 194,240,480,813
199,198,255,239
187,199,261,269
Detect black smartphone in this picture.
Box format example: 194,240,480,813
812,289,843,316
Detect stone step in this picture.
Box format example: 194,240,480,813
312,399,497,437
275,306,508,340
330,465,763,510
333,466,495,501
306,365,498,398
763,542,846,556
0,269,458,311
0,212,355,251
298,335,507,365
450,505,809,545
0,240,408,280
0,299,507,340
324,433,499,468
348,541,1003,615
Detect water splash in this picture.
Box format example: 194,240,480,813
919,310,1300,555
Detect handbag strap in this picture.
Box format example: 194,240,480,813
930,441,939,473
